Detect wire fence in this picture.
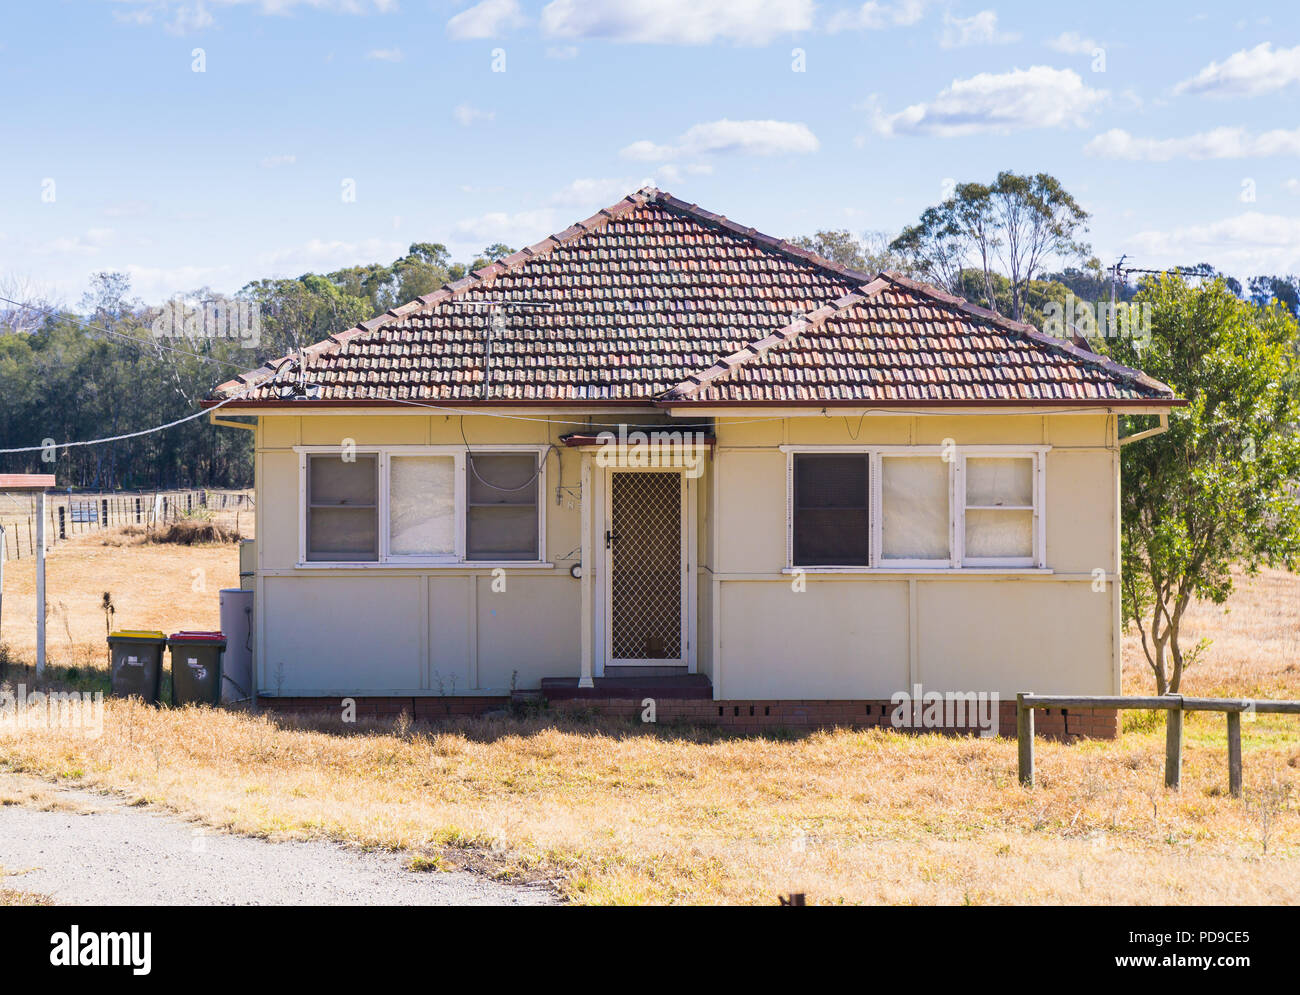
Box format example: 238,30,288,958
0,488,253,561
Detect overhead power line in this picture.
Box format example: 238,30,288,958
0,373,283,455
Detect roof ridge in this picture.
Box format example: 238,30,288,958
213,184,872,398
662,272,1176,404
876,271,1176,398
652,192,877,287
213,186,663,396
662,277,890,401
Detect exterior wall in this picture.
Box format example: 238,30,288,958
252,410,1120,704
707,413,1120,702
254,412,591,695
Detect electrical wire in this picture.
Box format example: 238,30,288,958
458,414,555,493
0,370,285,455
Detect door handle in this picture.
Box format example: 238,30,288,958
605,530,619,549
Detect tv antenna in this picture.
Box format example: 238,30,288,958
445,298,556,399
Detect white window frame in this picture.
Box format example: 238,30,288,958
295,444,548,568
781,445,1048,573
956,449,1046,570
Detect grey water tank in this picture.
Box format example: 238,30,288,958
218,588,254,703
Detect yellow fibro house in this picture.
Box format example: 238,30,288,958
207,188,1180,736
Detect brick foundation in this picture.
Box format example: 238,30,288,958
258,694,1118,740
549,697,1117,740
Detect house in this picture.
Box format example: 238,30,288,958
207,187,1180,735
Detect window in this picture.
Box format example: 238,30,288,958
784,446,1044,571
880,456,950,564
306,455,377,562
792,454,870,566
466,453,540,561
962,456,1035,565
389,455,456,557
298,446,545,565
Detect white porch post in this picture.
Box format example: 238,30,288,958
578,452,594,688
35,490,46,675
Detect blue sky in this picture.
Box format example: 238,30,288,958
2,0,1297,305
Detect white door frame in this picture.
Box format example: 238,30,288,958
602,466,695,670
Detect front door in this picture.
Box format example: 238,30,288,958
606,470,686,666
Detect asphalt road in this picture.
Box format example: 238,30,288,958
0,777,555,906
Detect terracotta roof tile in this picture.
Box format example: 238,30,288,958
663,274,1174,404
213,189,1175,406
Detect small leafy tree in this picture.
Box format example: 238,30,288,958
1108,275,1300,694
890,171,1089,321
790,229,917,277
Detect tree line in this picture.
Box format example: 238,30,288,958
0,243,513,491
793,170,1300,330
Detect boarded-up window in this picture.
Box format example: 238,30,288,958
466,453,539,561
792,454,869,566
389,455,456,556
964,456,1035,561
881,456,950,561
306,454,377,561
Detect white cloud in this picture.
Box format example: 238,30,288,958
452,209,560,245
120,263,240,303
257,237,407,274
102,200,154,219
1286,178,1300,194
113,7,155,26
874,66,1106,138
114,0,396,33
621,119,819,159
447,0,528,40
33,228,115,256
827,0,927,33
165,2,213,35
939,11,1016,48
1175,42,1300,97
621,140,677,161
550,177,641,208
366,48,403,62
1127,212,1300,277
541,0,814,46
453,104,495,126
260,154,296,168
1084,126,1300,161
1046,30,1100,55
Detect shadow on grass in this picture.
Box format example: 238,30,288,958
253,703,821,746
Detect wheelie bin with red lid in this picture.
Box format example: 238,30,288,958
167,630,227,706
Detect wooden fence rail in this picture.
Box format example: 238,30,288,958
1016,692,1300,798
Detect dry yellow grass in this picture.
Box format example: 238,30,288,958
0,527,237,672
1,535,1298,905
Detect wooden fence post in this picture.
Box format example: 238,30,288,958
1165,698,1184,789
1226,710,1243,798
1017,692,1035,787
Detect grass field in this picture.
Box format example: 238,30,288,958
1,529,1298,905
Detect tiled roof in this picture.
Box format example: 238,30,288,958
213,188,1176,407
663,273,1176,404
216,188,862,403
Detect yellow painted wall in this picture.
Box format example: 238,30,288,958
254,413,583,695
252,411,1120,699
708,413,1119,699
